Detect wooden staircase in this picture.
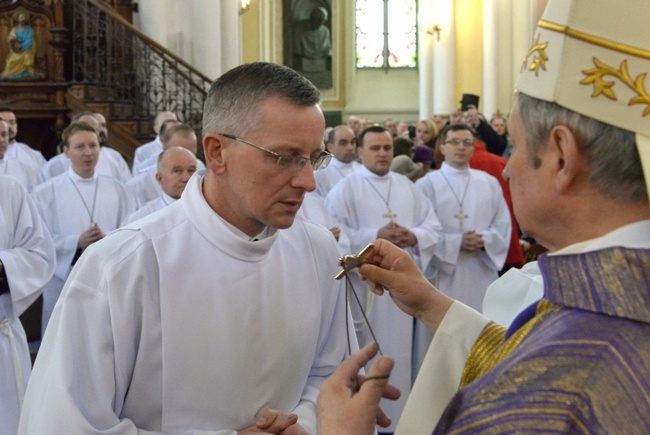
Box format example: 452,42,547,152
0,0,212,163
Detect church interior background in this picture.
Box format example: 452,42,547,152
134,0,548,127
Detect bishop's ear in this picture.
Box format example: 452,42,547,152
550,125,583,194
203,134,226,174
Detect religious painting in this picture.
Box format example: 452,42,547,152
0,8,48,81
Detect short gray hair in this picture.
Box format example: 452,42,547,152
514,93,647,203
202,62,321,138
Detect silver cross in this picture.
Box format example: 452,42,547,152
334,243,375,280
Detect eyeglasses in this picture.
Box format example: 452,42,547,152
220,133,332,172
445,138,475,147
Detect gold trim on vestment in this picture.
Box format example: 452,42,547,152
537,20,650,61
460,299,562,387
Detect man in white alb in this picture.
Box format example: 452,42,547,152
0,175,55,435
20,62,353,434
132,110,177,176
416,123,511,311
40,112,132,183
0,119,39,192
31,122,138,334
314,124,359,197
123,146,197,224
0,107,46,175
325,125,441,433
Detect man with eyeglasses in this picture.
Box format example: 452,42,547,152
416,123,511,313
325,124,442,433
20,62,353,434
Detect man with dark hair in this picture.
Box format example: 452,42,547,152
0,107,46,175
0,119,39,191
325,125,441,433
416,123,511,311
314,124,359,197
21,62,350,434
317,0,650,433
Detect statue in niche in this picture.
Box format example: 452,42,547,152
1,11,41,80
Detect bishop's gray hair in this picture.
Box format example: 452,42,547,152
514,93,647,203
202,62,321,138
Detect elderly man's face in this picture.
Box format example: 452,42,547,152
213,96,325,236
156,148,197,199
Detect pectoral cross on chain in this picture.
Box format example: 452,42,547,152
384,207,397,223
454,209,468,232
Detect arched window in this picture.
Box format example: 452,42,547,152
355,0,418,69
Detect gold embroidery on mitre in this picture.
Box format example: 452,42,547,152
581,58,650,116
521,34,549,76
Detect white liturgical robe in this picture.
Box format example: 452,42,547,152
325,166,442,432
19,170,354,434
123,193,176,225
0,176,55,435
416,163,511,311
314,158,360,198
31,168,138,332
0,158,39,192
132,136,162,175
297,191,350,253
4,141,45,179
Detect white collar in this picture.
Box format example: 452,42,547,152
67,166,97,182
551,220,650,255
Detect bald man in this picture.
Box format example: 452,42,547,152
132,111,178,175
123,147,197,224
127,124,204,204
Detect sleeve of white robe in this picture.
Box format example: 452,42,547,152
474,176,511,272
324,180,383,252
415,177,464,279
402,184,442,271
0,176,55,316
31,183,80,281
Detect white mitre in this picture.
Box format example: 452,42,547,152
516,0,650,198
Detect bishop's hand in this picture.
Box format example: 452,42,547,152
359,239,454,334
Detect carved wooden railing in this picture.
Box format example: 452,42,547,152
71,0,212,132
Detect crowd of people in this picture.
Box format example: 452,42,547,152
0,0,648,432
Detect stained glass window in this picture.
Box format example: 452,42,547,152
356,0,417,69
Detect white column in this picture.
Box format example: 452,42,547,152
418,0,434,119
482,0,497,118
432,0,456,115
219,0,241,74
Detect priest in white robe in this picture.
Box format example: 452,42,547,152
132,111,177,176
123,147,197,224
20,62,354,434
315,125,360,197
416,124,511,312
40,113,132,184
126,124,205,204
298,191,350,253
0,108,46,175
31,122,138,333
0,175,55,435
325,125,441,432
0,119,40,192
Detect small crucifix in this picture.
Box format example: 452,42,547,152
384,207,397,223
454,209,468,232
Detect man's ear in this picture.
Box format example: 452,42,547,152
326,142,333,153
548,125,583,194
155,172,162,184
62,145,69,157
203,134,227,175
